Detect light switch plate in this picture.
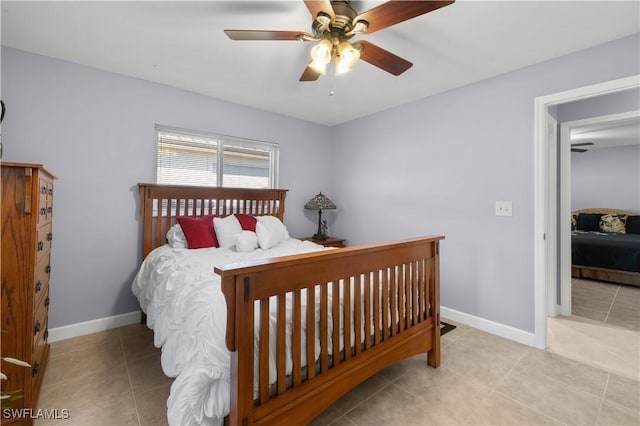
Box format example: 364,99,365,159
495,201,513,217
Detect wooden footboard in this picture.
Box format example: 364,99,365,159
216,236,444,426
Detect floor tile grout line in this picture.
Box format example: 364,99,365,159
594,372,611,426
119,330,143,426
488,346,531,392
492,388,569,426
603,285,620,324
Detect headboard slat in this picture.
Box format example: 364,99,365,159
138,183,288,257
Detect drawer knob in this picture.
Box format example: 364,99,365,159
47,207,53,213
44,329,49,341
45,296,50,307
35,281,42,293
32,361,40,378
40,207,46,215
38,241,44,251
34,320,41,335
49,188,53,196
41,186,47,194
45,265,51,274
47,233,53,241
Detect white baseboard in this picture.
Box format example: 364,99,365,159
49,307,534,347
441,306,535,347
48,311,141,343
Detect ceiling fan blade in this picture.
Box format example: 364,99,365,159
304,0,335,20
224,30,310,41
299,63,322,82
354,1,455,34
571,148,588,152
571,142,595,147
353,40,413,76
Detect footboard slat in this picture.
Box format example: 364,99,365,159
217,236,444,426
320,283,329,374
343,277,352,361
353,276,362,355
259,299,269,404
363,273,371,350
292,289,302,387
332,281,340,367
306,286,316,380
276,294,286,395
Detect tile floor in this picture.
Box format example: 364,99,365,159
35,319,639,426
571,279,640,331
548,279,640,381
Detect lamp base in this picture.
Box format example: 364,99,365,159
312,233,328,240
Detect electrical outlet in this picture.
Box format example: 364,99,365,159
495,201,513,217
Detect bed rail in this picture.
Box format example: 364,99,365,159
216,235,444,426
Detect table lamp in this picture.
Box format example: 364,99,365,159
304,192,336,240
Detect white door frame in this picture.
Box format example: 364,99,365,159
558,110,640,317
532,74,640,350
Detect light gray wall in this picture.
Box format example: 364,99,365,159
1,47,333,328
558,87,640,122
3,32,639,334
572,145,640,212
330,34,640,333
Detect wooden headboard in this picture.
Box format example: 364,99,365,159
137,183,288,257
572,208,635,216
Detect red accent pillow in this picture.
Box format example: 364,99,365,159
235,213,257,232
176,215,219,249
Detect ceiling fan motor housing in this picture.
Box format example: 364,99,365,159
313,1,358,40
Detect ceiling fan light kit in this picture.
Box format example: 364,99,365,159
224,0,455,82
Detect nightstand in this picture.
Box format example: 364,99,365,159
301,236,346,248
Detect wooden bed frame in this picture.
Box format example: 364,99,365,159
138,183,444,426
572,208,639,286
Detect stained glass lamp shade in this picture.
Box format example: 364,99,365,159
304,192,336,240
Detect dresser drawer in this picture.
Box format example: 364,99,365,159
36,222,53,262
37,195,53,225
37,202,53,225
32,292,49,348
34,261,51,309
31,331,48,386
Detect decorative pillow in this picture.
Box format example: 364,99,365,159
599,214,627,234
255,215,287,250
571,214,578,231
176,215,218,249
235,213,257,232
576,213,602,232
235,230,259,253
166,224,188,249
626,216,640,234
214,215,243,248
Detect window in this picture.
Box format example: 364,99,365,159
156,125,279,188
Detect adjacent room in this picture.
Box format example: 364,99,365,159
1,1,639,425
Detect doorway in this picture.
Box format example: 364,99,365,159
532,74,640,350
557,111,640,316
547,111,640,379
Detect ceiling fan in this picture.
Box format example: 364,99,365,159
224,0,455,81
571,142,594,153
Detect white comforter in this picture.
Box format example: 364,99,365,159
131,238,327,426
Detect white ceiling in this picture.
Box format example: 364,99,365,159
1,1,639,126
571,116,640,150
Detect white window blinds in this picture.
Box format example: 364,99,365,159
156,126,278,188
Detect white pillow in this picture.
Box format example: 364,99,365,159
255,215,287,250
166,224,188,249
235,231,259,253
214,215,243,248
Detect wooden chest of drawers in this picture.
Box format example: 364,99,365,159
1,162,55,425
